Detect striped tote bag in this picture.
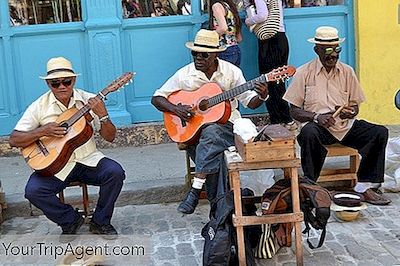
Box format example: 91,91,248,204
253,0,280,40
254,224,280,259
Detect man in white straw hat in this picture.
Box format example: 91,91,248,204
283,26,390,205
9,57,125,241
152,29,269,214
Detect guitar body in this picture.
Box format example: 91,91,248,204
22,108,94,176
164,83,231,143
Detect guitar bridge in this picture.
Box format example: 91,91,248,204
36,140,49,156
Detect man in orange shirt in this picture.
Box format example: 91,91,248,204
283,26,390,205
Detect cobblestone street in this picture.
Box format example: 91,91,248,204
1,191,400,265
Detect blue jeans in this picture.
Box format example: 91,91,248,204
186,123,234,201
218,45,241,67
25,158,125,229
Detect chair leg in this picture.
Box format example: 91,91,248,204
81,184,89,218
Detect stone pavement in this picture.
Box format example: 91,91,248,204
1,193,400,265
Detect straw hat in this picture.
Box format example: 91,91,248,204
185,29,226,53
40,57,80,80
330,192,367,222
308,26,345,45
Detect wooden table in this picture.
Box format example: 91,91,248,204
225,150,304,266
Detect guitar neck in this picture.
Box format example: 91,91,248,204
208,75,267,108
63,89,109,127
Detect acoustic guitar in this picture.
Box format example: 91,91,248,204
163,65,296,143
22,72,134,177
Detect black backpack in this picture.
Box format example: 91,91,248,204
261,177,331,249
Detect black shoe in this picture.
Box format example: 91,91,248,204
59,215,84,243
89,220,118,240
177,188,201,214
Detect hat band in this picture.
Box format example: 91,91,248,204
193,43,220,49
314,37,339,43
47,68,75,75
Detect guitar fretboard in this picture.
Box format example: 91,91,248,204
207,75,267,108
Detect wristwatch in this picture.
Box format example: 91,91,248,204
313,113,320,124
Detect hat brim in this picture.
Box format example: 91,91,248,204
40,72,80,80
307,37,345,45
185,42,226,53
331,202,367,211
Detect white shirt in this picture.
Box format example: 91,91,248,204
153,59,258,123
15,89,105,181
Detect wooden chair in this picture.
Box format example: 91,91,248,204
58,181,92,222
318,144,359,187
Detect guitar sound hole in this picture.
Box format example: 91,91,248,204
199,99,209,111
59,122,69,129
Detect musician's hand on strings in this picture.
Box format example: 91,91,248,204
316,113,335,129
254,82,269,100
41,122,67,138
173,103,194,121
88,97,108,118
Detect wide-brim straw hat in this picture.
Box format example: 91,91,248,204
331,202,367,212
185,29,226,53
308,26,345,45
40,57,80,80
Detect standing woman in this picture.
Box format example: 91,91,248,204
209,0,242,67
245,0,296,129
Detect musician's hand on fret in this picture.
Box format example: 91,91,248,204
254,81,269,100
40,122,67,138
88,97,108,118
173,103,193,122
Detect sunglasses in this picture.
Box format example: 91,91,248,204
191,50,210,59
49,78,73,88
323,46,342,55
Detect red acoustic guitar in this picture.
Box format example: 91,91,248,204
22,72,134,177
163,65,296,143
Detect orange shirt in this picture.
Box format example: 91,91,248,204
283,58,365,140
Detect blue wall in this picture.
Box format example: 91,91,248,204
0,0,353,136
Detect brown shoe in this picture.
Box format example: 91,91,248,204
362,188,391,205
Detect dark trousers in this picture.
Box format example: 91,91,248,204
258,32,292,124
297,120,388,183
25,158,125,229
186,123,234,202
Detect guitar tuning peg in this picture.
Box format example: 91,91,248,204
277,80,280,84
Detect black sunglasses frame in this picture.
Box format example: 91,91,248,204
49,78,73,88
191,50,210,59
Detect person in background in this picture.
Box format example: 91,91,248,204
9,57,125,241
177,0,191,15
208,0,242,67
245,0,296,130
283,26,391,205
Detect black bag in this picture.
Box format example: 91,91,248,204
261,177,331,249
202,164,258,266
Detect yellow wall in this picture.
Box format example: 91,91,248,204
356,0,400,124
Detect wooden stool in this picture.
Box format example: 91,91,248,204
318,144,359,187
225,150,304,266
59,181,92,222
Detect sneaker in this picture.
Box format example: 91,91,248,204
89,220,118,240
59,215,84,243
362,188,391,205
177,187,201,214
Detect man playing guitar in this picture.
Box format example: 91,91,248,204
9,57,125,241
152,29,269,214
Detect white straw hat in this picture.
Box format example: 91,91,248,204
185,29,226,53
308,26,345,45
40,57,80,80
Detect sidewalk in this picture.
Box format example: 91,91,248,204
1,196,400,265
0,126,399,265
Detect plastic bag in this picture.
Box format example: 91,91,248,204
240,169,275,196
383,137,400,192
